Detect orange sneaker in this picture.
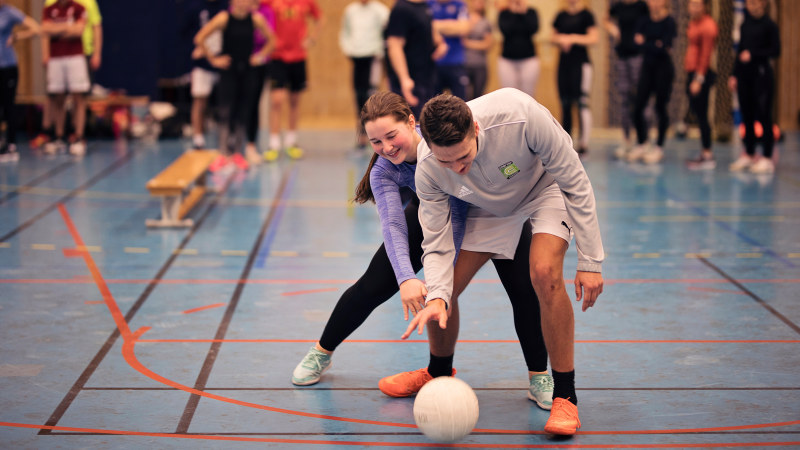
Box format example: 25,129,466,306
544,398,581,435
378,367,456,398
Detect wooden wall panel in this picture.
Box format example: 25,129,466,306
8,0,33,97
776,0,799,131
300,0,610,128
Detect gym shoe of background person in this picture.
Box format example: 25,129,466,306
263,148,280,162
749,157,774,174
626,144,647,162
69,140,86,156
528,374,554,410
286,146,304,160
642,145,663,164
544,398,581,435
192,134,206,149
44,139,66,155
613,145,630,160
686,154,716,170
378,367,456,398
230,152,249,170
291,347,332,386
245,143,262,166
30,133,50,149
729,154,753,172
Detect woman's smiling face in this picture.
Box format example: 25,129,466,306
365,115,419,164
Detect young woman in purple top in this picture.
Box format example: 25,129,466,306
292,91,553,410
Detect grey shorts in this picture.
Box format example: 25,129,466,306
461,182,573,260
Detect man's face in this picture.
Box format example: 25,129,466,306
429,123,479,176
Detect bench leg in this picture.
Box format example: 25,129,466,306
146,194,194,228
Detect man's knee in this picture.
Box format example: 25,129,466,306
529,261,563,295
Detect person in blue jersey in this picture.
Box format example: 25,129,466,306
428,0,470,100
0,0,41,162
292,90,554,411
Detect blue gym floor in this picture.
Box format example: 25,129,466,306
0,129,798,448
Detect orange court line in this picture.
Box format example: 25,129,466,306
2,421,800,447
2,278,800,285
135,338,800,344
54,205,800,445
182,303,227,315
281,287,340,297
687,286,749,295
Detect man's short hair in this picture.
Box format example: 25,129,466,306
420,94,474,147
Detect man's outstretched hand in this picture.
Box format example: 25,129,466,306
401,298,448,339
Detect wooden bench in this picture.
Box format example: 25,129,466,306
145,149,219,227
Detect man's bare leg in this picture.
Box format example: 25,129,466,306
529,233,573,372
428,250,492,356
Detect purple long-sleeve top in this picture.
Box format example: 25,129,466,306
370,155,467,287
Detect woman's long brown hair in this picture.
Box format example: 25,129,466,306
353,91,414,204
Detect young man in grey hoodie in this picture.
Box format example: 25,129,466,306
402,88,604,436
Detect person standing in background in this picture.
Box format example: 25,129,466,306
604,0,648,159
462,0,493,100
684,0,718,170
41,0,89,157
552,0,598,156
243,0,276,165
728,0,780,174
496,0,539,98
627,0,675,164
32,0,100,153
0,0,41,162
262,0,323,162
429,0,471,100
195,0,275,170
339,0,390,150
385,0,448,119
186,0,228,150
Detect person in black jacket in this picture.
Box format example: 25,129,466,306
728,0,780,174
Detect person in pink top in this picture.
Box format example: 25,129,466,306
261,0,323,162
683,0,718,170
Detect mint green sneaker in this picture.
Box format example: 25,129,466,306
528,373,554,410
291,347,332,386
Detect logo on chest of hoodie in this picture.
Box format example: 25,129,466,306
499,161,520,179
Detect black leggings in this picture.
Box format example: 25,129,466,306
737,65,775,158
0,66,19,147
217,65,259,154
634,57,674,147
687,70,716,150
246,64,269,144
318,197,548,372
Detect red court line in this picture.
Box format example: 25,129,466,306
282,287,340,297
182,303,227,315
2,278,799,285
53,204,800,445
135,338,800,344
687,286,749,295
1,421,799,448
57,204,131,340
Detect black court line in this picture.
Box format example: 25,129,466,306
0,152,135,243
175,168,295,434
38,173,236,436
0,160,74,206
698,257,800,335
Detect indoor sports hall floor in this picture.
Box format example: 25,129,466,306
0,129,799,449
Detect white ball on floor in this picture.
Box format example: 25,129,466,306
413,376,479,443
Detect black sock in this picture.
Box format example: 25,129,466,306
427,353,454,377
552,369,577,405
